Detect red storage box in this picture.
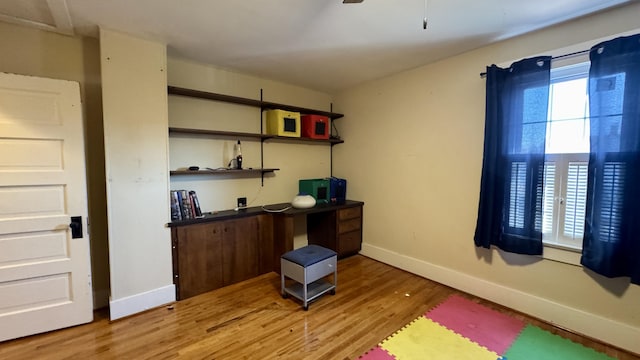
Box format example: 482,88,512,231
301,115,330,139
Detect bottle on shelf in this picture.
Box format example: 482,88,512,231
235,140,243,169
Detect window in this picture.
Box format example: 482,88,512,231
478,34,640,281
542,62,590,250
505,61,591,251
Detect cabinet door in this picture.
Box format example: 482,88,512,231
256,214,274,274
175,222,224,299
222,217,259,285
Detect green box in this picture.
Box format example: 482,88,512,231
299,178,330,204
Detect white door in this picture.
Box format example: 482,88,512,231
0,72,93,341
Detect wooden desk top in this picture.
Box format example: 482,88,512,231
168,200,364,227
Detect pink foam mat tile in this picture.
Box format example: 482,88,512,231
359,345,395,359
425,294,526,354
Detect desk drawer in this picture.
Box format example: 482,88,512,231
338,217,361,234
338,207,361,221
338,230,362,255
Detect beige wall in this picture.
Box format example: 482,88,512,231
167,58,336,247
3,3,640,351
0,21,109,309
100,29,174,319
333,3,640,353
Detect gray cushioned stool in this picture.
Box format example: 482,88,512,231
281,245,337,310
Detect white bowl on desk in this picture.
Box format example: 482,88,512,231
291,194,316,209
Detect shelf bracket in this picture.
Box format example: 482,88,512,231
330,102,334,177
261,88,265,186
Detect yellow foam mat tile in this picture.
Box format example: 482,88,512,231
380,317,499,360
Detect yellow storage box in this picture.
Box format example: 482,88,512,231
266,109,301,137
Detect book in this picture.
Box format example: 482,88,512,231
170,189,205,221
189,190,203,217
170,190,182,221
180,190,192,219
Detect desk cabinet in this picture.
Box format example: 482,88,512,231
336,206,363,256
307,204,363,258
171,215,272,300
170,201,362,299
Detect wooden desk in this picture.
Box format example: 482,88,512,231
267,200,364,273
169,200,364,299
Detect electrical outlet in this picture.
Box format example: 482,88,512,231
237,197,247,208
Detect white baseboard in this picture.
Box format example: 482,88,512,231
109,285,175,321
360,243,640,355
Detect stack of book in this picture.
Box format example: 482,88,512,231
170,190,203,221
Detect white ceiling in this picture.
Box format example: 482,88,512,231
0,0,636,92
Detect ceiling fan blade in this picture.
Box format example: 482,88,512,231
343,0,364,3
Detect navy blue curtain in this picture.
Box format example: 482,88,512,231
475,57,551,255
582,34,640,284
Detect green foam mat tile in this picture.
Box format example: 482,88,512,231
503,324,615,360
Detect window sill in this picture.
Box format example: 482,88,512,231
541,243,582,266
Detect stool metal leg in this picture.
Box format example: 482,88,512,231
332,265,337,295
303,269,308,310
280,267,286,298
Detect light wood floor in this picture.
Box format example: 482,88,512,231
1,255,638,359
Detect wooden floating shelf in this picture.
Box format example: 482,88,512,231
170,168,279,176
269,136,344,145
168,127,344,145
167,85,345,185
169,127,269,140
167,86,262,107
168,86,344,120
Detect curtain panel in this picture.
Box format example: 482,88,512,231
582,34,640,284
474,57,551,255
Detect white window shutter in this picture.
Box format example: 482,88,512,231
600,162,625,243
542,162,556,234
563,162,588,239
509,162,527,229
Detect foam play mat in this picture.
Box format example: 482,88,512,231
359,294,615,360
